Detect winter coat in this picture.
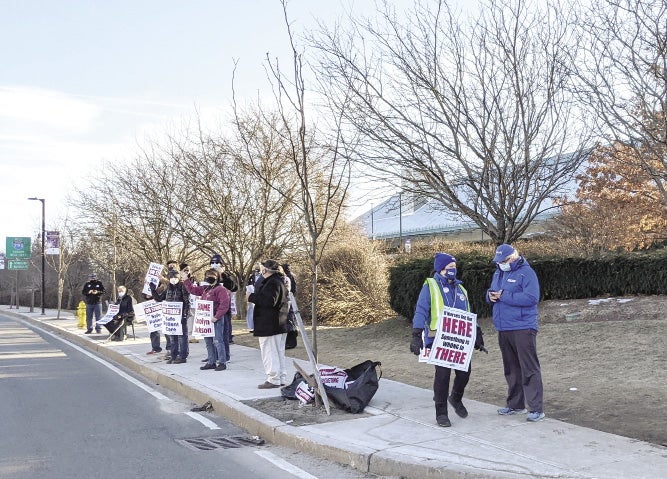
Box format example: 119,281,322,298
183,280,230,322
149,281,190,321
116,295,135,320
485,256,540,331
248,272,289,337
412,273,470,349
82,280,105,305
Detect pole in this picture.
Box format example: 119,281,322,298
40,199,45,315
28,196,46,315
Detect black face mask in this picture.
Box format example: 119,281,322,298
205,276,217,284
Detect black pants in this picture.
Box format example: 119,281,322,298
498,329,544,412
433,364,471,408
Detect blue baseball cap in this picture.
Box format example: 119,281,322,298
493,244,515,263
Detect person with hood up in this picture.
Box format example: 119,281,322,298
247,259,289,389
486,243,545,422
182,268,231,371
410,253,485,427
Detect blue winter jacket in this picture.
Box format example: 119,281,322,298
412,273,470,348
485,257,540,331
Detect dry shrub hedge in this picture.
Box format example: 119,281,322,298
296,235,393,327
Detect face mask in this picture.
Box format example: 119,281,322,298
498,263,511,272
210,263,221,271
169,278,179,285
444,268,457,280
118,292,125,298
205,276,217,284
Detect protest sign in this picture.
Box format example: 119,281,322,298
97,304,119,326
142,262,164,296
162,301,183,335
427,306,477,372
193,300,215,338
138,300,163,333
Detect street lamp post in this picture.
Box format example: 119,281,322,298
28,197,46,315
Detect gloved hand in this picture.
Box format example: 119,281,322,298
474,325,488,353
409,328,423,355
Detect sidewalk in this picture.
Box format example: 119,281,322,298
3,306,665,479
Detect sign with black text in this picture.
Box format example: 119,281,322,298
426,306,477,372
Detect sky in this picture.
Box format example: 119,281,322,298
1,0,489,255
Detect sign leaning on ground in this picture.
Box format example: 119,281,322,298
5,237,31,259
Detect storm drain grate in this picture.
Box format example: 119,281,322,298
176,435,265,451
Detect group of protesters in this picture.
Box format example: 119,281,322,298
82,253,296,390
82,242,544,415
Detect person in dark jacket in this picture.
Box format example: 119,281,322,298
410,253,484,427
82,272,105,334
183,268,231,371
150,269,190,364
247,259,289,389
210,253,236,352
105,285,134,341
486,243,545,422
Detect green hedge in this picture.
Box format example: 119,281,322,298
389,249,667,320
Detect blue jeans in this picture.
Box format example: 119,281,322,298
86,303,102,331
204,318,227,365
150,331,162,352
170,321,189,360
223,312,231,361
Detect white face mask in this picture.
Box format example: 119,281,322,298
169,278,179,285
118,292,125,298
498,263,511,272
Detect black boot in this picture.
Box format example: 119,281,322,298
448,392,468,418
435,402,451,427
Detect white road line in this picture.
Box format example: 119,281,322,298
12,317,169,400
184,411,221,430
254,450,319,479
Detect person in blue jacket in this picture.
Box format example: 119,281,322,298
409,252,485,427
486,243,545,422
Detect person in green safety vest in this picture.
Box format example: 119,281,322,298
409,252,486,427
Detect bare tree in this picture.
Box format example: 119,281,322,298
233,0,352,356
578,0,667,204
311,0,591,243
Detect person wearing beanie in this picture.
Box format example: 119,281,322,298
247,259,290,389
410,252,485,427
486,243,544,422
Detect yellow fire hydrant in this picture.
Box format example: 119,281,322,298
77,301,87,329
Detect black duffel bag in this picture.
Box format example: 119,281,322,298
323,360,382,413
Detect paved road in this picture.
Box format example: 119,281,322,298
0,314,395,479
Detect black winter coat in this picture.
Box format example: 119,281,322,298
248,272,289,337
149,281,190,321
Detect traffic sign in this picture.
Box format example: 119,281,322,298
6,237,31,259
8,260,29,270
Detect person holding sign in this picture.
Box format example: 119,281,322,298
150,269,190,364
487,244,545,422
105,285,134,341
183,268,231,371
410,253,484,427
